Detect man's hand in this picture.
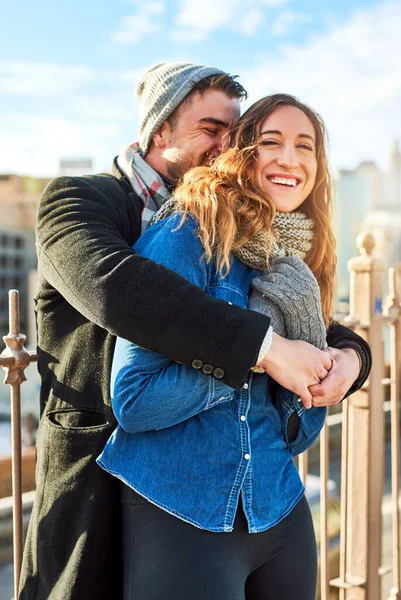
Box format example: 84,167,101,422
257,333,333,409
308,347,360,406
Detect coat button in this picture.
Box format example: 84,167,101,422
202,364,213,374
192,359,203,369
213,368,224,379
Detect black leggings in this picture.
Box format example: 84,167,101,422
121,484,317,600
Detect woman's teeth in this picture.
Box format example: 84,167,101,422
268,176,297,187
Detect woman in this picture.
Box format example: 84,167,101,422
97,94,336,600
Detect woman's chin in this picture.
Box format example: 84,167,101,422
269,192,308,212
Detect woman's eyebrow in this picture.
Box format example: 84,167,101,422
260,129,315,142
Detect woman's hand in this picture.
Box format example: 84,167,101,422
308,347,360,406
257,333,332,408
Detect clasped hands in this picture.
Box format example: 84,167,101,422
257,333,360,409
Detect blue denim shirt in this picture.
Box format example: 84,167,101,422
97,213,326,533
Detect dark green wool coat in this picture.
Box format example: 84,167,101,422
19,169,371,600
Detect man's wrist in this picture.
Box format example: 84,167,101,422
346,347,362,371
332,339,365,379
337,347,361,379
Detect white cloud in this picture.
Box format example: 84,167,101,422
0,112,125,177
241,0,401,171
0,62,96,98
112,1,165,44
171,0,291,42
260,0,292,6
271,10,312,37
172,0,238,42
240,9,265,35
0,63,142,176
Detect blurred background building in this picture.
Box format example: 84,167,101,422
0,174,49,337
335,139,401,308
0,158,93,342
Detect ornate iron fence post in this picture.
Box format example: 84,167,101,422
0,290,37,600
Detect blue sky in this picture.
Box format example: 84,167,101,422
1,0,400,176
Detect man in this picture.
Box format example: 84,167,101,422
20,62,370,600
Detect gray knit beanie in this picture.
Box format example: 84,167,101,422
136,62,228,156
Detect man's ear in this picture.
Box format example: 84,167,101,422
152,121,172,149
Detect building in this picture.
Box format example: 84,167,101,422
388,140,401,206
335,140,401,304
0,229,36,337
0,174,51,230
59,158,93,177
0,175,50,337
0,161,96,341
334,169,372,303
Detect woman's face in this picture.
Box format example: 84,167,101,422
253,105,318,212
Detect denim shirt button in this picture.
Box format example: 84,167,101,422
244,453,251,460
240,415,246,422
228,302,233,305
242,383,249,390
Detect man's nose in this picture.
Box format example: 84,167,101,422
276,144,299,169
213,132,227,155
220,132,230,153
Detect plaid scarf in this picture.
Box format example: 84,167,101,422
117,143,172,233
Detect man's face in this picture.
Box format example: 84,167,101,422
161,89,241,182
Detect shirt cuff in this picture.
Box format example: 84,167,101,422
257,326,273,364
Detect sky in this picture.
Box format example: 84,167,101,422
1,0,400,177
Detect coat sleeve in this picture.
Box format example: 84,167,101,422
36,175,271,389
326,321,372,397
110,215,237,433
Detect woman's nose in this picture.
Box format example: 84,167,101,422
276,144,299,169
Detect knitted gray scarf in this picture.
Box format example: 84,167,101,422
234,210,315,270
151,197,315,268
151,198,327,353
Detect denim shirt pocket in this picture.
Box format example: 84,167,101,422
207,281,248,309
206,377,235,410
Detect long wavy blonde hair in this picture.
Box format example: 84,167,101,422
173,93,336,325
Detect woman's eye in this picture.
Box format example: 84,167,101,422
298,144,314,151
260,140,278,146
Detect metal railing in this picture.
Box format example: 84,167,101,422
0,290,37,600
1,232,401,599
297,233,401,600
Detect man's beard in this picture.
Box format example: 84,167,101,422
164,150,214,184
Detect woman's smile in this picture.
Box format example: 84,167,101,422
265,173,302,190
